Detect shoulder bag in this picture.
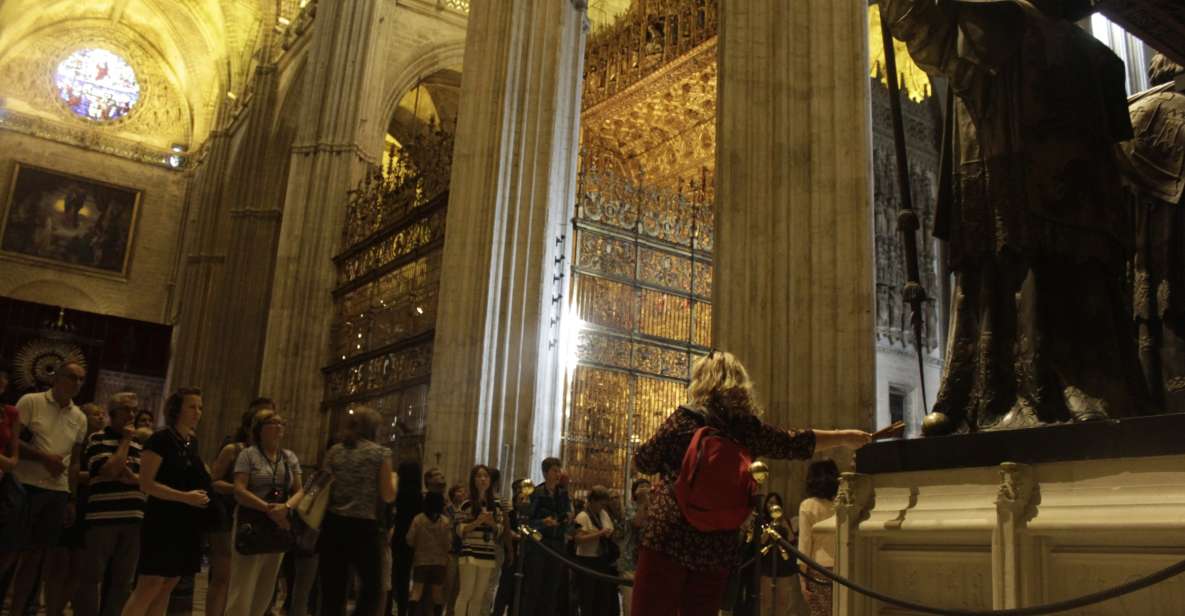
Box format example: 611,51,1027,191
234,449,296,555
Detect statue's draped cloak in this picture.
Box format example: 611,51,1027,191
1119,83,1185,411
882,0,1153,431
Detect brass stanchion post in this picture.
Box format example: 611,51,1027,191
749,461,769,616
511,480,539,616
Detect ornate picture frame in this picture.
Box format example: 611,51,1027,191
0,162,141,278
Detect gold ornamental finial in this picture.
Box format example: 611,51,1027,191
749,460,769,485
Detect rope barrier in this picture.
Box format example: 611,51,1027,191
771,535,1185,616
524,537,633,585
519,533,764,587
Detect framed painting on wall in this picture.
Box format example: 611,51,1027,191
0,162,141,277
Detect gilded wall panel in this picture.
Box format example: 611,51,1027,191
576,230,636,278
577,331,633,370
566,366,633,493
576,276,638,331
632,341,691,380
638,246,691,292
638,288,692,342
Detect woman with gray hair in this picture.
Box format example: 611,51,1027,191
318,407,397,616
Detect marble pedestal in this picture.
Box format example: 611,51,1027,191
815,413,1185,615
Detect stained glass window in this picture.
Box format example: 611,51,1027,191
55,49,141,122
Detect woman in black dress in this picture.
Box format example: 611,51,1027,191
391,460,423,616
121,388,212,616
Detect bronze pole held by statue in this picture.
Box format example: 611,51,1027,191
876,0,931,412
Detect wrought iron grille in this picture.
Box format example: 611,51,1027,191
563,154,713,496
583,0,719,108
323,127,453,460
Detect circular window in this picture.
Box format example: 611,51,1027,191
54,48,141,122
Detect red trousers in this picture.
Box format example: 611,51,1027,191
630,547,730,616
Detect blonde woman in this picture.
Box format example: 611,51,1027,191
225,410,303,616
630,351,870,616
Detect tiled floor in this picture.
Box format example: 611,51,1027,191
15,568,210,616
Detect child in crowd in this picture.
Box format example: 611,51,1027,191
407,491,453,616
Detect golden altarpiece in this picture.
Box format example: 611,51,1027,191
561,0,719,495
562,0,943,494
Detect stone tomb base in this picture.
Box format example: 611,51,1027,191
814,413,1185,615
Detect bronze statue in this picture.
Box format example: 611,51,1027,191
1119,54,1185,412
880,0,1155,435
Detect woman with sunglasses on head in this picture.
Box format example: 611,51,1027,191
121,388,211,616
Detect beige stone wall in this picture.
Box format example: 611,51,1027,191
0,132,188,324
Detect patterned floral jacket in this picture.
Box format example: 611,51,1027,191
634,404,814,571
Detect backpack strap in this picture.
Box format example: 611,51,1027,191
684,426,716,488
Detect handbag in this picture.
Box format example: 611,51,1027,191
233,449,296,555
295,468,334,529
235,506,295,555
0,472,30,551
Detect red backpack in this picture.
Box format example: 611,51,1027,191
674,415,756,532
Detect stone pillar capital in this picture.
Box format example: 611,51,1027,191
994,461,1037,609
836,471,875,525
995,461,1036,522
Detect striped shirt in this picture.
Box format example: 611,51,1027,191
456,499,503,561
84,427,146,524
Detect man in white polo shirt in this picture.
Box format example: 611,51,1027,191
9,360,88,615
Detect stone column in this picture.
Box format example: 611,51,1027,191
714,0,876,495
258,0,388,461
834,472,875,616
201,65,285,445
170,102,236,446
993,462,1036,609
424,0,587,486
